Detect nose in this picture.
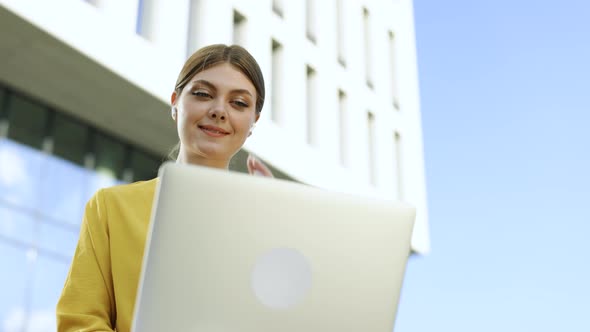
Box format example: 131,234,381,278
208,100,227,121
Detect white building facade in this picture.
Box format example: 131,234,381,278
0,0,428,328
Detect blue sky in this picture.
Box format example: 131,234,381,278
396,0,590,330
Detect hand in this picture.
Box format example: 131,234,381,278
247,154,274,178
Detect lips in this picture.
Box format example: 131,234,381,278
198,124,230,136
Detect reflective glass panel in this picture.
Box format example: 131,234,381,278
0,88,7,118
0,242,29,332
131,149,160,182
38,156,87,225
52,113,87,166
94,132,125,180
29,254,69,332
0,139,43,209
6,94,47,150
0,205,35,246
37,221,78,261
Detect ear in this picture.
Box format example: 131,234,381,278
170,91,178,121
248,113,261,137
171,91,178,105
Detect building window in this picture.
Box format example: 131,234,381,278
271,39,284,124
336,0,346,67
306,0,317,43
94,132,127,180
187,0,201,56
6,93,48,150
135,0,146,36
272,0,284,18
52,113,88,166
389,30,400,110
0,88,9,137
306,65,317,146
41,109,55,153
363,7,374,89
83,128,96,169
129,149,162,182
338,90,348,166
233,10,247,46
367,112,376,185
394,131,403,200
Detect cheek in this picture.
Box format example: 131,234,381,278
233,116,254,134
176,110,196,138
179,104,205,125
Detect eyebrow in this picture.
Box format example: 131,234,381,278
192,79,253,98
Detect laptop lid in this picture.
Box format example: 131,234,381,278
132,162,415,332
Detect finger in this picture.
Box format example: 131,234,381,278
251,158,274,178
247,154,257,175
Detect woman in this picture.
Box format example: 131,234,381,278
56,44,272,332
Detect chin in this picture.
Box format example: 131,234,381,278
194,143,235,160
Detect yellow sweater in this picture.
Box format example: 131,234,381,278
57,178,158,332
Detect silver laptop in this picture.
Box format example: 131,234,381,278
131,162,415,332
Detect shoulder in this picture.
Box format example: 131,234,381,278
103,178,158,197
92,178,159,207
84,178,158,228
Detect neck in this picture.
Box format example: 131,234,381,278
176,151,230,170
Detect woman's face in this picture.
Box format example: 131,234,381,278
172,63,259,167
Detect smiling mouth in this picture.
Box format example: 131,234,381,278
199,125,229,136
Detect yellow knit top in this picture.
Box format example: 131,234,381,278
57,178,158,332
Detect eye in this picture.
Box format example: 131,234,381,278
232,100,249,108
192,91,212,98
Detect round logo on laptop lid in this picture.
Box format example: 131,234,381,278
251,247,312,309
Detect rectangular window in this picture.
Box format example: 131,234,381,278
122,145,134,182
306,0,316,43
186,0,201,56
306,66,317,145
0,206,36,246
271,39,284,124
37,222,79,258
135,0,158,41
0,88,8,137
94,132,126,179
38,157,88,224
41,110,55,153
233,10,247,46
53,113,88,166
130,149,161,181
389,30,400,110
363,7,373,89
394,131,403,199
0,239,30,324
336,0,346,66
135,0,146,36
367,112,376,185
7,94,48,150
83,128,96,170
338,90,348,166
272,0,284,17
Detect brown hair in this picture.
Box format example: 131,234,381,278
168,44,265,160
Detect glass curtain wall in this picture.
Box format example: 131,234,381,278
0,84,162,331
